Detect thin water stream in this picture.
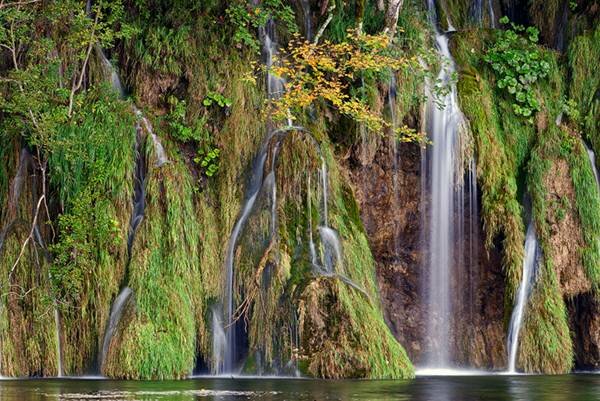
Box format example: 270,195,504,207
507,221,539,373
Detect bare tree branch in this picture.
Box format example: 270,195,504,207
67,8,99,117
313,1,335,44
0,0,41,9
8,194,44,280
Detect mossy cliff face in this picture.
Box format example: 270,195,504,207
0,143,58,377
0,0,599,379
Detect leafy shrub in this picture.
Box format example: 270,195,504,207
167,96,207,143
194,147,220,177
484,16,551,119
203,91,232,108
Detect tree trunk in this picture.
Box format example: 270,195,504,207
384,0,404,38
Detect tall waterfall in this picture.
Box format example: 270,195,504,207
422,1,475,367
507,221,539,373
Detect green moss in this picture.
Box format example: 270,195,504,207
48,87,135,375
453,30,526,303
563,134,600,291
0,143,58,377
104,139,202,379
568,26,600,157
522,123,574,374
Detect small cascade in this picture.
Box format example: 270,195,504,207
507,221,539,373
317,226,342,273
222,130,277,374
126,122,147,255
263,20,286,102
211,306,227,375
95,40,169,373
133,108,169,168
470,0,483,26
585,144,600,187
99,287,133,370
221,20,290,374
470,0,496,28
422,0,474,367
96,46,124,97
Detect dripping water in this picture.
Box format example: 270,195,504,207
507,221,539,373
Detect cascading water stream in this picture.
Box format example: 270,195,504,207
99,287,133,369
219,17,349,373
470,0,496,28
585,144,600,187
421,0,474,368
507,221,539,373
95,42,168,372
487,0,496,28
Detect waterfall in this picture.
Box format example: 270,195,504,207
99,287,133,370
318,226,342,273
422,0,473,367
507,221,539,373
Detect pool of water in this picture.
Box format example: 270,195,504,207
0,374,598,400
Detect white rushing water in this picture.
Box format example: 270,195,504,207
421,0,479,369
425,0,464,368
507,222,539,373
211,307,227,375
100,287,133,370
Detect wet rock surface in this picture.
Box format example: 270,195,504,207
343,136,507,368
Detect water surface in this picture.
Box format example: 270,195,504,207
0,375,598,400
